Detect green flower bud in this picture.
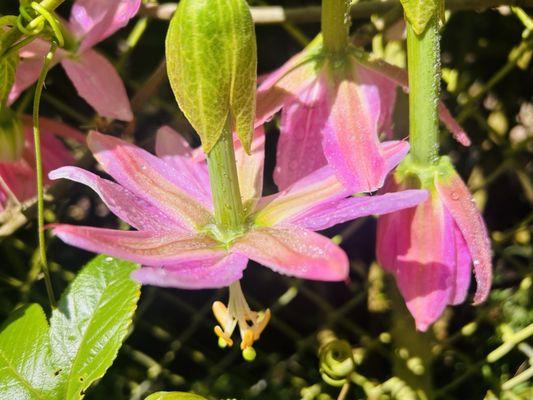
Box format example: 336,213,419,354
0,109,24,162
0,53,18,107
400,0,443,35
166,0,257,154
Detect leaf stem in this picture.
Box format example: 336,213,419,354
406,16,440,166
206,121,244,232
321,0,350,54
33,41,57,308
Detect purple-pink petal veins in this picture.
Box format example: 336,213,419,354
357,58,471,146
131,254,248,289
321,68,394,193
233,225,348,281
289,189,428,231
52,225,225,266
274,79,329,190
70,0,142,51
255,51,318,128
435,170,492,304
49,167,188,233
254,166,347,227
61,50,133,121
87,131,213,230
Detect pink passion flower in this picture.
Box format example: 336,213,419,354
9,0,141,121
0,115,84,212
256,37,471,192
49,127,427,351
376,156,492,331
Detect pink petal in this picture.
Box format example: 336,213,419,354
255,50,318,128
274,79,329,190
154,126,211,200
0,160,35,203
131,254,248,289
70,0,141,50
233,225,348,281
289,189,428,231
358,58,471,146
235,127,265,211
322,67,394,193
49,166,188,233
435,170,492,304
61,49,133,121
52,225,224,266
382,194,457,331
87,131,213,230
381,140,410,172
449,222,472,305
254,166,347,227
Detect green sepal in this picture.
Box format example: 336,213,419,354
400,0,441,35
145,392,207,400
0,52,18,108
166,0,257,154
395,154,456,190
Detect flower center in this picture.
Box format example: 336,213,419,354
212,281,271,361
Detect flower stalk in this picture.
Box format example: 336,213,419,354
406,15,441,166
321,0,350,55
206,121,245,232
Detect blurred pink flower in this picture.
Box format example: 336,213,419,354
50,127,427,289
376,157,492,331
256,38,470,193
9,0,141,121
0,116,84,211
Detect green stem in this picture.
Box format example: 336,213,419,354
33,41,57,308
0,0,66,56
321,0,349,54
206,121,244,232
406,16,441,166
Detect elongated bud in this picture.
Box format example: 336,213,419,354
0,109,24,162
0,52,18,107
400,0,443,35
166,0,257,154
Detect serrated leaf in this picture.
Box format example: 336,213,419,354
400,0,439,34
166,0,257,153
49,255,141,399
145,392,207,400
0,304,56,400
0,53,18,107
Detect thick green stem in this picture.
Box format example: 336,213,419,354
406,16,441,166
206,121,244,232
321,0,349,54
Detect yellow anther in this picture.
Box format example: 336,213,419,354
214,325,233,347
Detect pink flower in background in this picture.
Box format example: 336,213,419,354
376,157,492,331
0,116,84,211
9,0,141,121
256,38,470,193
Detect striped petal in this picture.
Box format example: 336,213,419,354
131,253,248,289
233,225,348,281
235,127,265,212
435,169,492,304
52,225,224,266
87,131,213,230
49,167,187,233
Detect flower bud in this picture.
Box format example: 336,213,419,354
0,109,25,162
166,0,257,154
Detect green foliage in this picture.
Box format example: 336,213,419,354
145,392,207,400
0,52,18,107
166,0,257,154
0,256,140,399
400,0,441,34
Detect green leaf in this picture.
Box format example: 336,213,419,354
49,255,140,399
166,0,257,153
0,304,56,400
400,0,440,34
145,392,207,400
0,53,18,107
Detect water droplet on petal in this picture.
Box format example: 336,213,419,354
451,191,460,200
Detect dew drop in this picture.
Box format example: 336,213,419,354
450,191,460,201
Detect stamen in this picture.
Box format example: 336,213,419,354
212,281,271,360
